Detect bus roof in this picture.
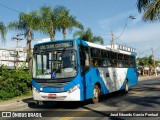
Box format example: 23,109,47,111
74,40,136,56
34,39,136,56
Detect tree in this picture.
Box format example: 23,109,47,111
8,11,40,73
137,55,155,75
73,28,104,44
38,6,57,40
55,6,84,39
137,0,160,21
0,22,7,43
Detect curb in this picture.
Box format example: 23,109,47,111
8,102,37,111
138,75,160,81
0,97,37,111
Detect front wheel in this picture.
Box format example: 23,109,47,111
92,85,101,103
124,80,129,93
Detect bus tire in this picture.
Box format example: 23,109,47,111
124,80,129,93
36,101,43,105
92,85,101,103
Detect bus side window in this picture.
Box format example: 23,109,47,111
102,59,107,67
111,60,117,67
92,58,101,67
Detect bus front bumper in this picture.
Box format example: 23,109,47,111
32,87,81,101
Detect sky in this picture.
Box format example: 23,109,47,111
0,0,160,59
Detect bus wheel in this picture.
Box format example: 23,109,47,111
124,80,129,93
92,85,101,103
36,101,43,105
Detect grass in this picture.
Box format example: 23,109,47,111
0,90,32,102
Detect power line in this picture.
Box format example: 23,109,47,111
110,15,136,49
114,15,136,40
0,3,21,13
115,38,128,46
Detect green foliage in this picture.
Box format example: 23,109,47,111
137,55,154,67
73,27,104,44
0,22,7,43
0,65,31,100
8,10,40,73
137,0,160,21
56,6,84,39
38,5,84,40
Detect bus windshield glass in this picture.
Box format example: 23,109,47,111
33,50,77,79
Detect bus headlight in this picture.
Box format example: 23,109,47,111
68,84,80,93
40,88,43,91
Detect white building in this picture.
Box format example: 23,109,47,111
0,47,28,68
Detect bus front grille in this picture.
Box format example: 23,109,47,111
38,82,69,88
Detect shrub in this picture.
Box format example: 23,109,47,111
0,65,31,100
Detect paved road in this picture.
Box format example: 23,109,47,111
2,78,160,120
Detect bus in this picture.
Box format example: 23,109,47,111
32,39,138,103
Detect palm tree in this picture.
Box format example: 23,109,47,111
0,22,7,43
73,28,104,44
55,6,84,39
8,11,40,72
137,0,160,21
38,6,58,40
137,55,156,75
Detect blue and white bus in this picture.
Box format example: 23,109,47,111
32,39,138,103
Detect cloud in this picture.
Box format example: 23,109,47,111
98,11,160,44
120,23,160,43
115,22,160,58
98,11,160,58
99,10,140,30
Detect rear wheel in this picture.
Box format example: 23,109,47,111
92,85,101,103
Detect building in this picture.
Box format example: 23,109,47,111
0,47,28,68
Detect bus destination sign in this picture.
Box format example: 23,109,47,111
36,41,73,50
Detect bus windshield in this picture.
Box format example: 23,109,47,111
33,50,77,79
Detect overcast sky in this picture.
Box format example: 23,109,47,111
0,0,160,59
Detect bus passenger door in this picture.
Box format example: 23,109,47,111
79,46,91,100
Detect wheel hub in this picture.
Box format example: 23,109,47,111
94,89,98,99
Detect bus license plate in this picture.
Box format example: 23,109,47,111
48,94,56,99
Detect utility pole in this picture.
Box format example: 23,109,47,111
12,36,23,48
111,31,114,49
151,47,157,76
110,15,135,49
12,34,23,68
